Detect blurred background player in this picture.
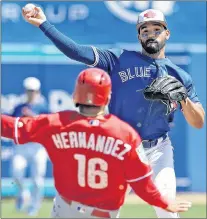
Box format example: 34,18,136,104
11,77,49,216
2,68,191,218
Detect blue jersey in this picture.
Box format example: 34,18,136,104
39,21,200,140
12,101,48,117
90,48,200,139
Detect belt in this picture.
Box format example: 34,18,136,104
142,133,168,148
61,196,111,218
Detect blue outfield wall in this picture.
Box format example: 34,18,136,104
1,1,206,196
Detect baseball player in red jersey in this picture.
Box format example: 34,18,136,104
1,68,191,218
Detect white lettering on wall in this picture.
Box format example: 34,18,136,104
45,5,67,23
105,1,175,23
2,3,90,24
49,90,76,113
2,3,21,22
69,4,89,21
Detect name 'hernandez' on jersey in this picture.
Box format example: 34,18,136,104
90,48,200,140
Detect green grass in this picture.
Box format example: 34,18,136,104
120,204,206,218
1,199,206,218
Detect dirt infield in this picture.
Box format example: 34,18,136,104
125,193,206,205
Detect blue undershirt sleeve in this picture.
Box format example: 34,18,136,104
186,83,200,103
39,21,121,73
39,21,95,66
180,70,200,103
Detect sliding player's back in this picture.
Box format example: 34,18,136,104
45,110,149,210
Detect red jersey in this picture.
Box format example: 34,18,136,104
1,111,168,210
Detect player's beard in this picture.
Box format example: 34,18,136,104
141,38,165,54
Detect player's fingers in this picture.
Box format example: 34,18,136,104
179,201,192,207
22,9,30,21
28,17,37,22
179,205,191,210
177,202,192,212
35,7,42,12
26,10,35,17
22,8,27,16
177,208,188,212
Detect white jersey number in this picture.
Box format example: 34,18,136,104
74,154,108,189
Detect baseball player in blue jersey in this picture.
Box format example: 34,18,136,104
11,77,49,216
23,7,205,218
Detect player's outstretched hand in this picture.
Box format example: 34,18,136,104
22,5,46,27
165,199,192,213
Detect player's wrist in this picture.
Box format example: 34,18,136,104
39,20,52,31
180,97,189,106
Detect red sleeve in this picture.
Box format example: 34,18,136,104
130,175,169,209
1,115,16,139
123,130,169,209
123,132,152,182
1,114,50,144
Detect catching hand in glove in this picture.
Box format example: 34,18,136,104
143,76,187,115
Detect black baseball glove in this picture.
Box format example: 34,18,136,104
143,76,188,115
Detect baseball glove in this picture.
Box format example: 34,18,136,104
143,75,187,115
